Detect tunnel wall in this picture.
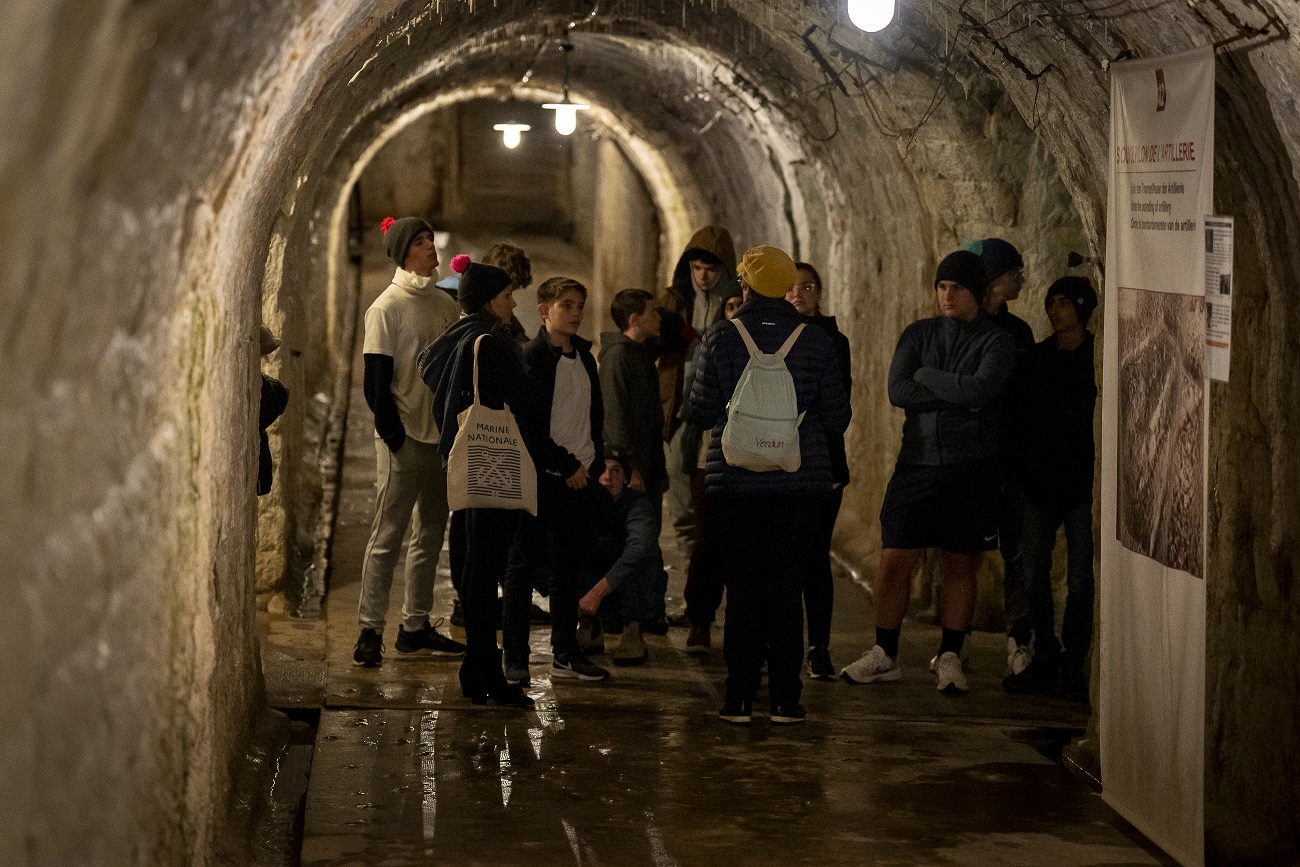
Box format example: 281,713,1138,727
3,0,1298,863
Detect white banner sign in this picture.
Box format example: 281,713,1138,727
1101,46,1212,867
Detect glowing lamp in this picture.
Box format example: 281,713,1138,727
493,123,531,149
847,0,896,32
542,101,590,135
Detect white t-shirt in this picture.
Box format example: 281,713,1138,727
363,268,462,444
550,352,595,469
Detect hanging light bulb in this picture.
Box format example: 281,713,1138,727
493,123,531,149
541,41,590,136
542,100,589,135
847,0,896,32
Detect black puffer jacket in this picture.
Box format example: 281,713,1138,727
689,296,851,497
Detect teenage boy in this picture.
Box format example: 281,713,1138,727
1003,276,1098,702
504,277,610,686
599,289,669,625
354,216,466,667
840,250,1015,695
577,452,665,666
969,237,1036,677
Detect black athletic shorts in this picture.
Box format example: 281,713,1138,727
879,460,999,552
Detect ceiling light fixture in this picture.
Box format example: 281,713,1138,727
541,42,589,136
847,0,896,32
493,123,531,149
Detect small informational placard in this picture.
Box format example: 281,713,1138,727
1204,215,1234,382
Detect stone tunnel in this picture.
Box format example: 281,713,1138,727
2,0,1298,863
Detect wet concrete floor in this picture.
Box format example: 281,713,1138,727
266,246,1174,866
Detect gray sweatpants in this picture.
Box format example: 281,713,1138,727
357,437,450,632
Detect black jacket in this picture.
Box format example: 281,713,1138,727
257,375,289,496
599,331,667,488
419,315,545,464
522,328,605,479
689,296,851,498
1014,332,1097,517
887,315,1015,466
804,313,852,486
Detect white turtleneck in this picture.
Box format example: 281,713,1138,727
362,267,463,443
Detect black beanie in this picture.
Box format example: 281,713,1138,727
976,237,1024,283
934,250,988,300
382,216,433,268
1045,275,1098,326
457,263,512,314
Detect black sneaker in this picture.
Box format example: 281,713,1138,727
642,618,670,636
1003,652,1059,694
770,704,807,725
807,646,835,681
719,699,752,725
450,599,465,628
396,619,467,656
551,651,610,682
353,628,383,667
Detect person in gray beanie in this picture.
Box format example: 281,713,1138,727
353,216,466,668
841,249,1014,696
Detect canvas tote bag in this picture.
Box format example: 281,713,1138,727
446,335,538,515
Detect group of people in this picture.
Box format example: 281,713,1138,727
838,241,1098,707
327,212,1097,722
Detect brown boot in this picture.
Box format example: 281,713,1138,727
686,623,711,654
612,621,648,666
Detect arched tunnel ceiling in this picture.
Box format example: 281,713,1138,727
4,1,1300,863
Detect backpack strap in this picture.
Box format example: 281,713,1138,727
776,323,806,359
730,319,762,359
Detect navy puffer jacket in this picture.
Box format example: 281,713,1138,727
689,295,851,497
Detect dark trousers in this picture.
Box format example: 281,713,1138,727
683,470,725,626
803,487,844,649
1022,498,1095,670
999,482,1031,643
449,509,466,597
502,475,604,663
719,495,819,707
460,508,521,692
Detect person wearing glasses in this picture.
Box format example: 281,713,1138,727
785,263,852,681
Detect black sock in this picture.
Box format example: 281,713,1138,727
875,627,900,659
939,628,966,657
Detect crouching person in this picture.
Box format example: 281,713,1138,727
578,452,665,666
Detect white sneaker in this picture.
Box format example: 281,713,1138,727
1006,636,1033,676
929,640,971,673
840,645,901,684
935,651,969,694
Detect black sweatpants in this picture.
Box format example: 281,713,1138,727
803,487,844,649
719,494,819,708
683,470,725,626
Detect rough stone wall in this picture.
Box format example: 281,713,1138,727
5,0,1299,862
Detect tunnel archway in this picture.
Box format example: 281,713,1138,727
10,1,1300,863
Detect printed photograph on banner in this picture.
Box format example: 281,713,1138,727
1116,286,1205,578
